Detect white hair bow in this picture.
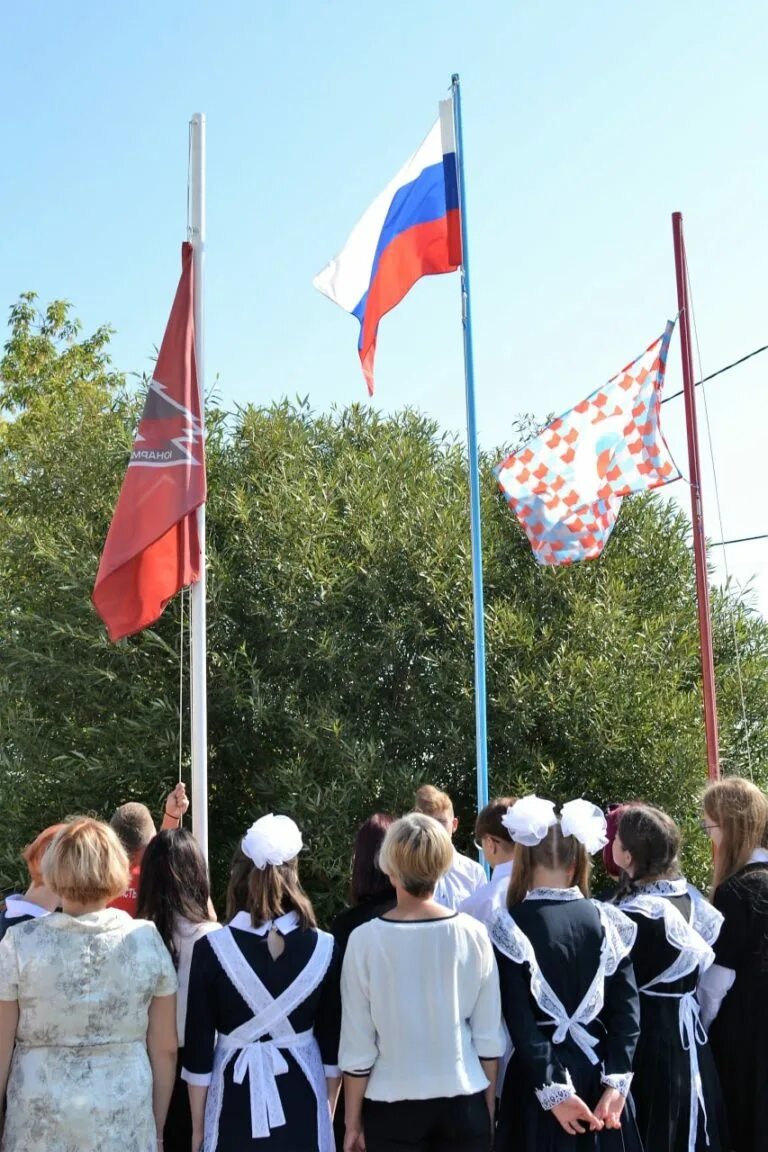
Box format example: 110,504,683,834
241,814,303,870
502,795,558,846
560,799,608,855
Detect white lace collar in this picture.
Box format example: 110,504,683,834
524,886,583,902
491,902,636,1066
228,910,299,936
630,878,687,897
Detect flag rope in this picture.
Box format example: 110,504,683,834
178,587,185,793
684,253,753,779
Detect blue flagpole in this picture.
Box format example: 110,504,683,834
451,74,490,840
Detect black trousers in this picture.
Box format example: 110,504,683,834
363,1092,492,1152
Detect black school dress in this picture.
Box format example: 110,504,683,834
617,878,729,1152
491,886,643,1152
183,910,341,1151
708,859,768,1152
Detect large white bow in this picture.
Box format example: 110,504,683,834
502,795,558,846
241,814,303,870
560,799,608,855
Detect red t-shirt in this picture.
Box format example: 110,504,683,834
109,860,141,917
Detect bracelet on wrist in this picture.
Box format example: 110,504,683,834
164,809,181,820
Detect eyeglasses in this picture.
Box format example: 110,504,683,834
698,820,719,833
473,839,485,852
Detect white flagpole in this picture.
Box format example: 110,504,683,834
189,114,208,860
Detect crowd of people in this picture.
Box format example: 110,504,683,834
0,776,766,1152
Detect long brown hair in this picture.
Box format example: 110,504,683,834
507,822,591,906
137,830,212,964
225,847,316,929
703,776,768,889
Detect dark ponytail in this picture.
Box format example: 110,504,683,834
613,804,680,903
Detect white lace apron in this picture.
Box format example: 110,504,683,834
203,927,335,1152
491,894,637,1107
619,880,723,1152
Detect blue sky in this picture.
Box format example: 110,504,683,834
3,1,768,611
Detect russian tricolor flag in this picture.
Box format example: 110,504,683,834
314,99,462,395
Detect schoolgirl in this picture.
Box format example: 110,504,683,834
459,796,517,928
137,828,221,1152
612,803,728,1152
183,814,342,1152
698,777,768,1152
490,796,643,1152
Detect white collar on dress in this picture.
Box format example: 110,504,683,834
492,861,514,881
524,885,583,902
630,877,687,897
748,848,768,864
3,896,50,920
228,910,300,936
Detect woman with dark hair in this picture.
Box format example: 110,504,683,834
183,814,342,1152
330,815,395,1151
697,777,768,1151
491,796,642,1152
137,828,220,1152
612,804,728,1152
331,814,396,958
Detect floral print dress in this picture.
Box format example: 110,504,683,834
0,907,177,1152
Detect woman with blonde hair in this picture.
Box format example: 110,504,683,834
0,817,178,1151
490,797,643,1152
182,814,342,1152
340,812,505,1152
698,776,768,1152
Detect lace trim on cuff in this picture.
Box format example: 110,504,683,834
601,1071,633,1098
535,1069,575,1110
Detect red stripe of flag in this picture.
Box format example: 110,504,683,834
92,242,206,641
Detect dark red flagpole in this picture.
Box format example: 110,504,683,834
672,212,721,781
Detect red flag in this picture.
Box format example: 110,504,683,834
93,243,206,641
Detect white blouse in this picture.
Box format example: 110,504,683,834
340,912,505,1102
173,916,221,1044
458,861,513,928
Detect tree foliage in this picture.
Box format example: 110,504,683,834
2,297,767,915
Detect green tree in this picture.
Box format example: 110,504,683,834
2,296,767,914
